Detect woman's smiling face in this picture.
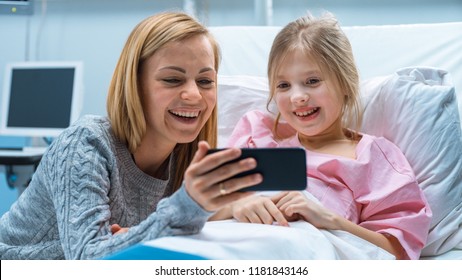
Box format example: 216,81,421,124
139,34,217,146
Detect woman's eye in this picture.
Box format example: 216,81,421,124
162,78,181,84
197,79,214,88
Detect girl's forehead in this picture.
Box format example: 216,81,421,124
280,48,318,64
277,50,322,74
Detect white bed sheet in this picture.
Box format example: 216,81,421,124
144,220,394,260
143,191,394,260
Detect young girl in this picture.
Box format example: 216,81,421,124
211,13,432,260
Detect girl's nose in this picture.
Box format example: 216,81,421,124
290,88,310,104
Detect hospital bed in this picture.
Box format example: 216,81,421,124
107,21,462,260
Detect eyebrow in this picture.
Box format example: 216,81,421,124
159,66,215,74
304,70,322,75
276,70,321,79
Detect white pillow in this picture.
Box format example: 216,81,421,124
360,67,462,257
217,67,462,257
217,75,275,148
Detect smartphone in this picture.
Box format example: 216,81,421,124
207,148,307,191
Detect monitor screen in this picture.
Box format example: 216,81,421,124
0,61,83,137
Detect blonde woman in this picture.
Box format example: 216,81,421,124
0,12,260,260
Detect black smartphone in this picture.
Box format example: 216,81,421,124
207,148,307,191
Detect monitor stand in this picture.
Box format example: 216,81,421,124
0,145,47,197
0,146,47,164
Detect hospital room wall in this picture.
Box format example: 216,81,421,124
0,0,461,215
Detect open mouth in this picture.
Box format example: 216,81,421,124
168,110,201,122
294,107,320,118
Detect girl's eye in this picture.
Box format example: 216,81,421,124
306,78,321,85
276,82,290,89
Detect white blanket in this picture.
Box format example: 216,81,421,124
144,220,394,260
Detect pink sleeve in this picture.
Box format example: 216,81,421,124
356,137,432,260
227,110,295,148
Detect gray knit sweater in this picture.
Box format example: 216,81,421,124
0,115,212,260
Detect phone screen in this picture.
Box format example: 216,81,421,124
207,148,307,191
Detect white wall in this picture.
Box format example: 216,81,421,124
1,0,462,116
0,0,461,214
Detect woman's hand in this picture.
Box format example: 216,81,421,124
111,224,129,235
183,141,263,212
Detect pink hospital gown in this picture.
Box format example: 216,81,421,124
228,110,432,260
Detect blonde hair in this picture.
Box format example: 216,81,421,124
107,11,220,190
267,12,362,139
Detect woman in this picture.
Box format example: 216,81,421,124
0,12,261,260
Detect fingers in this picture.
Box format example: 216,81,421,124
233,196,289,226
187,144,261,189
110,224,121,234
111,224,129,235
262,201,289,226
184,142,266,212
218,182,228,196
274,191,303,209
284,203,304,217
190,144,243,176
189,144,263,189
190,140,210,165
270,191,289,204
271,191,309,223
206,190,253,211
206,173,262,198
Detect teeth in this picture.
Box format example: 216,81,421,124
295,108,317,117
170,110,199,118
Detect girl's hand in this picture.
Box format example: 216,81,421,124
272,191,339,229
230,194,289,226
273,192,406,259
183,141,263,212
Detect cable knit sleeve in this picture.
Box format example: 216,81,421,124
42,118,212,260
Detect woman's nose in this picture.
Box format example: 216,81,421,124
181,81,202,101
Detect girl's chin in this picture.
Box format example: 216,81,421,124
294,128,321,138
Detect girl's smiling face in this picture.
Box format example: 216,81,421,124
139,35,217,148
274,49,345,141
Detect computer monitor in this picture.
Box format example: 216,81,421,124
0,61,83,138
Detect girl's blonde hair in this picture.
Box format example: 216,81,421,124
267,12,362,139
107,11,220,191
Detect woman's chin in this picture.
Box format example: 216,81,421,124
174,132,201,144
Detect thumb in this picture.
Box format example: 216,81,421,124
191,141,210,164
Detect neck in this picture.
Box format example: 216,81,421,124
299,132,348,150
298,121,349,150
133,136,176,179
